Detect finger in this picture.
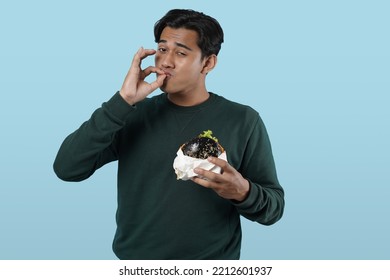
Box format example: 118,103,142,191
149,73,166,91
192,177,235,200
139,49,157,60
130,47,143,69
193,167,223,183
143,66,165,77
207,157,233,173
191,176,215,189
130,47,156,69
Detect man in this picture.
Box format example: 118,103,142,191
54,9,284,260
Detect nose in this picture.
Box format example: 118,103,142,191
160,52,174,69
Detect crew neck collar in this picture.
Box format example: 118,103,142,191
159,92,217,112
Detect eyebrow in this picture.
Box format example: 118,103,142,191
158,40,193,51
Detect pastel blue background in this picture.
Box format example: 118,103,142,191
1,0,389,259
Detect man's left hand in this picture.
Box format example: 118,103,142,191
192,157,250,202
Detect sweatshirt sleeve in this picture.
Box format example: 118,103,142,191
53,92,135,182
232,115,285,225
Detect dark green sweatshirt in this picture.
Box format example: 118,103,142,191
53,92,284,259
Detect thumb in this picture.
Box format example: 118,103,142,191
149,74,166,91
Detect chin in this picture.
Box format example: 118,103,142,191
160,84,179,95
160,85,170,93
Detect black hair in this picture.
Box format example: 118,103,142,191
154,9,224,58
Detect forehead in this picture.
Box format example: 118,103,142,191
159,27,199,49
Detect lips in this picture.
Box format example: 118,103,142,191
161,69,173,77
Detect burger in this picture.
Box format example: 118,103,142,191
181,130,224,159
173,130,226,180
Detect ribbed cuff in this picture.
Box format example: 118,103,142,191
102,91,137,121
231,180,260,210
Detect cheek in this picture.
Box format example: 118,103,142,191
186,61,204,77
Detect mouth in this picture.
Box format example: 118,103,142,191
161,69,173,77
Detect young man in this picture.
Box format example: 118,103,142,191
54,9,284,260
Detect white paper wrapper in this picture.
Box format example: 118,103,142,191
173,148,227,180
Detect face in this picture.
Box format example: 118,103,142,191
155,27,207,95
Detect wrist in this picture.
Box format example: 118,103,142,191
119,90,136,106
234,179,250,202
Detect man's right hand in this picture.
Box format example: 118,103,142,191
119,47,166,105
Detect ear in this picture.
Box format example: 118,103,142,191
201,54,217,75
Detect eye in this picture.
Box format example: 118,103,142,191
158,47,167,53
177,51,187,56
